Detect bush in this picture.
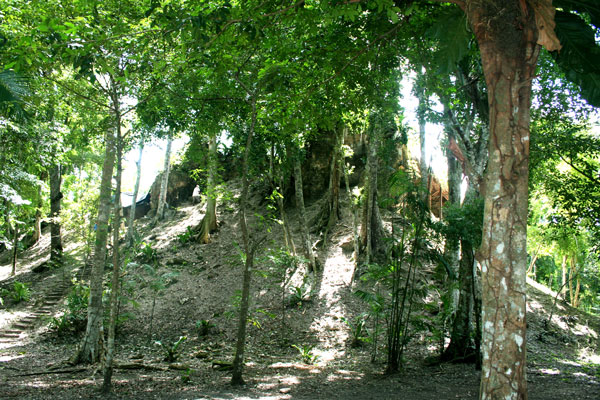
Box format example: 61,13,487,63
48,280,89,334
11,281,30,303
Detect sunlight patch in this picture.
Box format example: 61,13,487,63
539,368,561,375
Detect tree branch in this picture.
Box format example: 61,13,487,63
42,75,110,110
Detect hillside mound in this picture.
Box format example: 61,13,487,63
0,181,598,399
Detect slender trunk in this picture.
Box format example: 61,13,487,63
342,128,360,269
321,126,342,247
197,134,218,243
127,142,144,245
276,164,296,255
445,125,462,309
32,174,45,245
573,276,581,308
11,224,18,276
232,99,256,385
74,111,118,365
527,249,540,276
49,163,63,265
293,153,317,273
156,138,173,221
561,254,568,296
360,131,384,263
417,76,429,204
467,2,539,399
568,256,575,306
103,104,123,393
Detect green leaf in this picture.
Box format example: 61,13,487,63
552,11,600,106
426,8,471,74
554,0,600,29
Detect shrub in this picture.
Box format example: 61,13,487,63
11,281,30,303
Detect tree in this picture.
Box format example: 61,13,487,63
126,141,144,245
155,136,173,222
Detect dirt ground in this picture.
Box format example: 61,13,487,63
1,189,599,399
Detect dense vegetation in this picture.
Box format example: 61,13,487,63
1,1,599,399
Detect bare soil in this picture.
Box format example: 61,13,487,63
1,183,599,399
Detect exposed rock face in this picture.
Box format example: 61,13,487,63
149,169,195,213
122,193,151,220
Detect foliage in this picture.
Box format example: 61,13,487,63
195,319,214,338
137,242,158,264
177,226,194,245
48,279,89,334
340,314,370,348
155,336,187,363
10,281,31,303
291,344,319,365
289,285,310,308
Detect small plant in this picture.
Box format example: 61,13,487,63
289,285,309,308
341,314,370,348
195,319,214,337
48,279,89,333
292,344,319,364
180,368,193,384
177,226,194,244
137,242,158,264
155,336,187,362
11,281,30,303
0,287,8,306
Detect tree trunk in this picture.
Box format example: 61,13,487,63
231,98,256,386
568,256,575,306
278,168,296,255
127,142,143,245
573,276,581,308
417,75,429,204
31,173,45,245
360,130,385,265
197,134,218,243
342,129,360,270
444,124,462,309
466,2,540,399
155,138,173,221
49,163,63,265
561,254,568,297
292,151,317,273
74,116,118,365
11,223,18,276
103,104,123,393
314,125,342,247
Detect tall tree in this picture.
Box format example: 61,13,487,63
155,137,173,221
48,163,63,265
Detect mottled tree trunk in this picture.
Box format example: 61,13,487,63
126,142,143,245
155,138,172,221
443,191,478,363
74,119,117,365
319,125,342,247
197,134,218,243
31,173,45,245
360,131,385,265
293,152,317,273
466,1,540,399
417,75,429,204
445,125,462,308
232,99,256,386
49,164,63,265
342,128,360,268
103,104,123,393
11,223,18,276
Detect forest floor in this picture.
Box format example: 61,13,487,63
0,182,599,399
